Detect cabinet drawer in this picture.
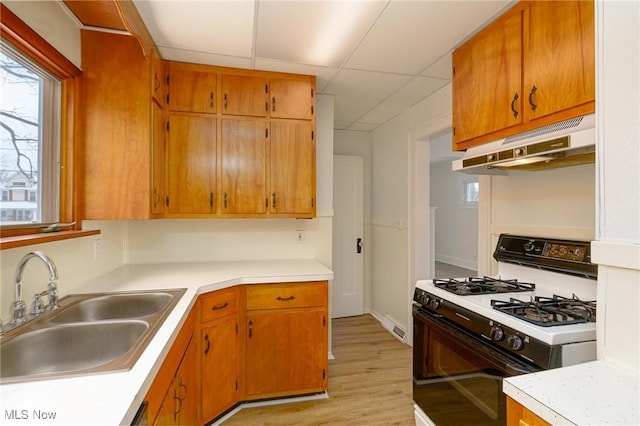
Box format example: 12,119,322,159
246,281,326,310
200,287,238,322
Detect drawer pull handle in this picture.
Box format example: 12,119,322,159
211,301,229,311
248,320,253,339
276,295,296,302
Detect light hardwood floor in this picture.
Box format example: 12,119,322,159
222,315,415,425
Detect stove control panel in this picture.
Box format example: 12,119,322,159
494,234,597,279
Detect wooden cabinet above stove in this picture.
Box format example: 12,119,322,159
452,0,595,151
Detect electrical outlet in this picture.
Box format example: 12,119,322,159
296,231,304,244
93,238,103,259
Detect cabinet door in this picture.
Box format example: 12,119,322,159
269,79,314,120
269,121,315,216
245,309,326,398
176,337,199,425
220,119,268,214
524,0,595,122
153,376,178,425
151,101,165,216
201,314,239,422
169,62,217,113
81,30,153,219
167,114,217,214
221,74,268,117
452,5,523,146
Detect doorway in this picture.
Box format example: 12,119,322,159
331,155,364,318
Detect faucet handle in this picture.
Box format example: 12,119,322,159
32,293,45,315
48,282,58,310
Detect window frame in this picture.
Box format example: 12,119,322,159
0,4,83,241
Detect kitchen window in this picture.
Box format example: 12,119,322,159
0,4,94,248
1,41,60,226
463,179,479,206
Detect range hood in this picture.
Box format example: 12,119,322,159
452,113,595,175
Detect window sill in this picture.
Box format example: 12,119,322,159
0,230,101,250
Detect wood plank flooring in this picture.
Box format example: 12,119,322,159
222,315,415,425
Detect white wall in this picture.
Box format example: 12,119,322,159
430,160,478,271
369,85,453,330
592,0,640,375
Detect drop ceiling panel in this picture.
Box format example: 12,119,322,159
134,0,255,57
358,76,449,124
255,1,386,67
253,59,337,92
422,54,452,79
345,0,511,75
325,69,411,122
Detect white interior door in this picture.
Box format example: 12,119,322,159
332,155,364,318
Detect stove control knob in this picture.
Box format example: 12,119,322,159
430,298,442,310
508,335,525,351
490,326,505,342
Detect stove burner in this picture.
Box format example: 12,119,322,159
492,294,596,327
524,308,553,323
433,276,535,295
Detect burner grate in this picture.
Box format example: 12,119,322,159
433,276,535,295
492,294,596,326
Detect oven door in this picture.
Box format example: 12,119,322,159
413,306,540,426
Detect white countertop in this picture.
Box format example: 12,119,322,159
0,259,333,425
504,360,640,425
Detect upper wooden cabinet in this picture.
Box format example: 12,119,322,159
81,30,165,220
524,0,595,123
452,4,523,146
270,78,315,120
166,113,217,215
452,0,595,150
221,74,269,117
168,62,218,114
270,121,316,217
220,119,269,215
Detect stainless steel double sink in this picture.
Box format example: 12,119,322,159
0,289,186,384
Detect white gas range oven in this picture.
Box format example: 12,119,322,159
412,234,597,426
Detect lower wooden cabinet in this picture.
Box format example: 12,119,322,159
200,287,241,422
154,336,199,425
507,397,551,426
146,281,328,425
145,308,199,426
245,281,328,399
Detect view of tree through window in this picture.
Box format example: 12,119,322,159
0,43,60,226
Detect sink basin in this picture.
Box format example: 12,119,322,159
49,292,174,323
0,288,186,384
1,321,148,382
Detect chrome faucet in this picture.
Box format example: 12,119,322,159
12,251,59,325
